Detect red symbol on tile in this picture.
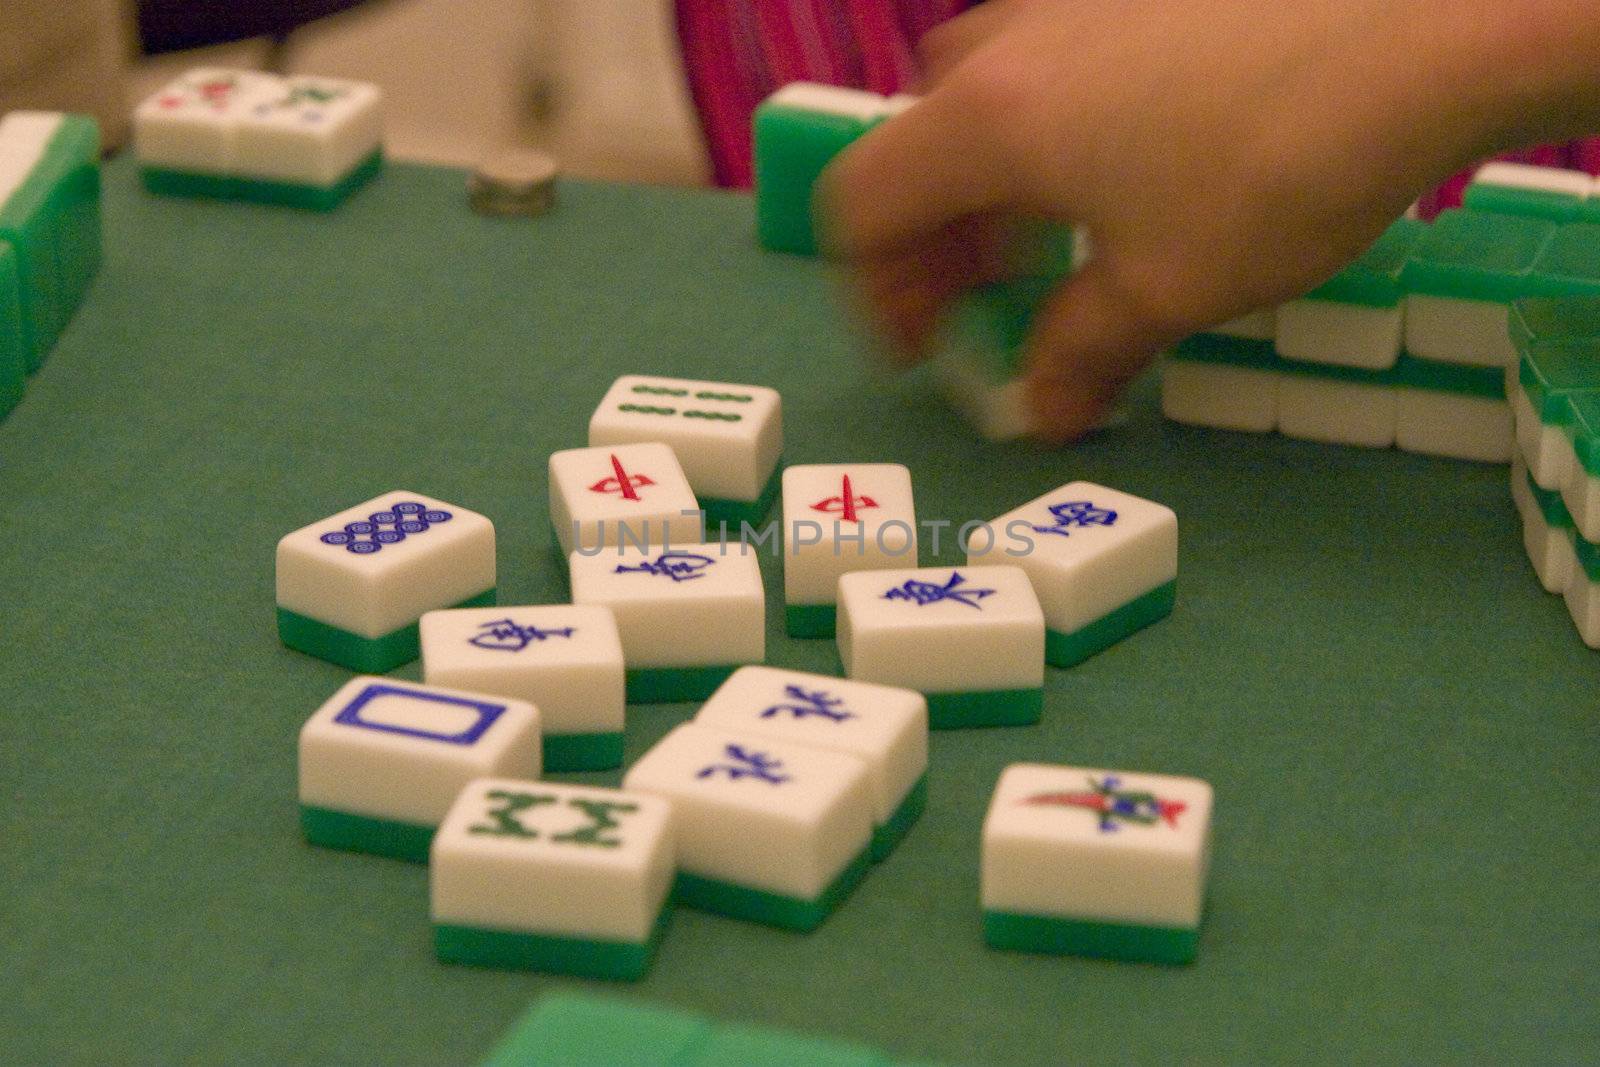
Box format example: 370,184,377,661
157,95,183,110
811,474,877,522
588,453,655,501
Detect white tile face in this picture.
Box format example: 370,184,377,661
420,605,624,734
1562,468,1600,543
781,464,917,606
1160,361,1277,432
981,763,1212,928
569,543,764,668
1513,386,1572,490
1395,391,1512,463
1275,300,1403,370
430,779,674,943
1209,308,1277,341
766,82,885,121
299,677,539,826
1276,377,1397,448
275,490,496,637
693,667,927,824
837,565,1044,693
621,724,873,899
968,483,1175,637
1563,565,1600,648
549,442,701,554
877,93,920,119
0,112,62,207
1403,296,1516,368
232,75,383,186
588,375,782,502
1472,162,1593,199
133,68,285,173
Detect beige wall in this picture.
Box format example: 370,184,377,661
129,0,709,184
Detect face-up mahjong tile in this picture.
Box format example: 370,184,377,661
550,442,701,554
231,75,383,187
298,676,540,860
588,375,782,505
431,779,674,978
133,67,286,173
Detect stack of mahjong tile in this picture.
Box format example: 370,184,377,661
1164,162,1600,462
1508,294,1600,648
0,109,101,421
279,368,1206,978
479,990,921,1067
133,68,383,211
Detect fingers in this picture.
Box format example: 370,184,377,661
844,214,1015,364
816,89,1013,262
917,0,1028,87
1021,258,1185,441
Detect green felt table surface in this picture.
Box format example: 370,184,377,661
3,157,1598,1066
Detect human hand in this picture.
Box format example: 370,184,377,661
819,0,1592,440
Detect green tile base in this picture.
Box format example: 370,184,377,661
700,461,783,532
435,904,670,980
276,587,496,672
672,842,871,931
626,663,742,704
300,804,434,863
1046,579,1177,668
140,149,383,211
785,602,837,638
926,687,1043,729
983,908,1198,965
870,773,926,861
543,730,624,772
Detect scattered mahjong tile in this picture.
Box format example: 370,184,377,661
781,463,917,638
693,666,928,861
968,482,1176,668
134,68,383,209
299,677,540,862
1462,161,1592,223
431,779,675,979
837,565,1045,729
568,541,764,703
587,374,783,529
420,604,626,772
275,490,497,672
981,762,1213,964
231,75,383,191
622,723,875,930
548,442,702,556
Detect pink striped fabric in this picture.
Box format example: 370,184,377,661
673,3,1600,215
1417,140,1600,219
675,0,970,188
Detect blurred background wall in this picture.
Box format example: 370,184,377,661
4,0,710,185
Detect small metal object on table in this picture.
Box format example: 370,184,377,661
468,150,560,217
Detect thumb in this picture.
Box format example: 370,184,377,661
1021,257,1186,441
